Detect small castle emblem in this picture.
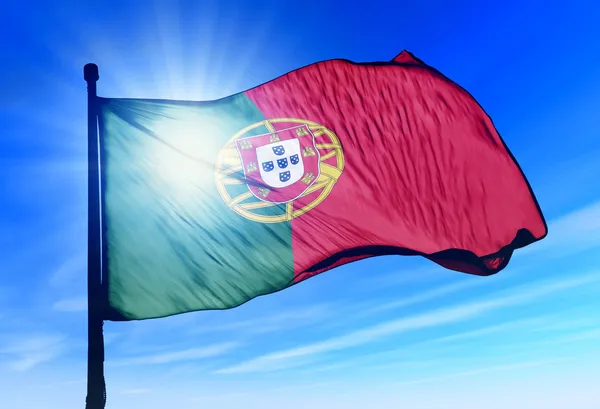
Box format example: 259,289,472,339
296,127,309,136
246,162,257,173
239,139,253,150
302,146,316,157
257,187,270,198
301,172,316,184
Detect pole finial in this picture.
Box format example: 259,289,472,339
84,63,99,82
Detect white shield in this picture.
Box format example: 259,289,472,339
256,138,304,188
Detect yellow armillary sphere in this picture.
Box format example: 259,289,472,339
215,118,345,223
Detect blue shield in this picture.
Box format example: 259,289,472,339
279,171,291,183
262,161,274,172
277,158,288,169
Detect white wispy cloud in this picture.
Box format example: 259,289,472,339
192,304,336,336
105,308,203,353
269,381,343,393
120,388,152,395
425,316,546,344
361,360,437,373
111,342,238,367
187,382,342,403
301,316,550,374
531,317,600,332
298,362,355,373
542,328,600,344
214,272,600,374
363,278,493,315
63,379,86,385
188,392,251,402
396,358,565,385
520,200,600,258
5,206,86,283
0,333,67,372
38,379,87,391
103,331,121,346
52,296,87,312
495,328,600,351
360,266,443,290
48,252,87,288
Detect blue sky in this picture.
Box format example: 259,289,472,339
1,0,600,408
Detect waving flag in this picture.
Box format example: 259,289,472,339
96,51,547,321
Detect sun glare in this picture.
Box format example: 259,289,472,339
81,1,276,102
149,116,224,201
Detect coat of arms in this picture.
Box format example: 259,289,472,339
235,125,321,204
215,118,345,223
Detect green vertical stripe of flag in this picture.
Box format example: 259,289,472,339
99,95,294,320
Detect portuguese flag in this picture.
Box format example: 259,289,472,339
98,51,547,321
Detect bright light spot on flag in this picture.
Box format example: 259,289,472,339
148,114,226,204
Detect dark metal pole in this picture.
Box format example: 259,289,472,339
84,63,106,409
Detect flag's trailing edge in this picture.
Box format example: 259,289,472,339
97,50,547,321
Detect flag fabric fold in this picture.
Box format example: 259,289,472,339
98,50,547,321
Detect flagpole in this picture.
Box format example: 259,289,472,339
84,63,106,409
